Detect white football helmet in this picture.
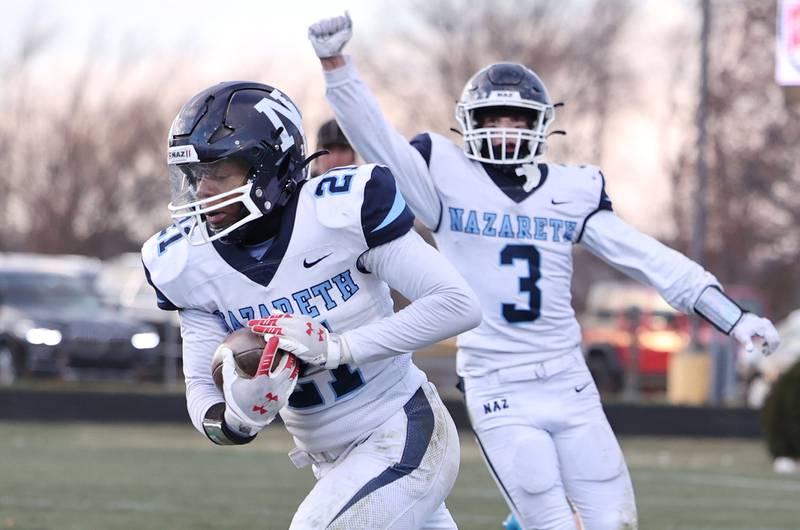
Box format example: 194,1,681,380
455,62,555,165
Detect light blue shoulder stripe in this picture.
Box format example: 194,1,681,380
371,186,407,233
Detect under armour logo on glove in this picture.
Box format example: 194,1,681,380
249,314,337,368
252,390,284,415
221,336,299,436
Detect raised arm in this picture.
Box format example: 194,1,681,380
308,13,443,230
580,209,780,355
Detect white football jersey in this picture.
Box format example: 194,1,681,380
420,133,607,372
142,164,427,452
324,57,719,377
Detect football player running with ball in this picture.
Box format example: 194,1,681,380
141,81,482,529
308,13,781,530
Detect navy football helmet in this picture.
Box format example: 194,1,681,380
455,63,555,165
167,81,308,245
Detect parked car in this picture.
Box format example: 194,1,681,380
581,281,768,395
0,253,160,382
98,253,182,383
580,281,691,393
98,253,180,340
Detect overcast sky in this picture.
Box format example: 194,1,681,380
2,0,696,233
2,1,373,57
2,0,385,85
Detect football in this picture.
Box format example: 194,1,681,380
210,328,268,391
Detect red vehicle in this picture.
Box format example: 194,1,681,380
580,282,767,394
580,282,691,393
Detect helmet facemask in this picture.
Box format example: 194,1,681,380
165,83,310,246
456,99,554,165
455,63,556,166
167,153,263,245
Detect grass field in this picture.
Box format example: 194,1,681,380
1,423,798,530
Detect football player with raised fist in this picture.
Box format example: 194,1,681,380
141,79,481,529
308,12,780,530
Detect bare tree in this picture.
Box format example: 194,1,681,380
669,0,800,318
0,17,59,251
1,56,178,257
0,15,304,259
352,0,636,311
356,0,635,166
0,21,230,257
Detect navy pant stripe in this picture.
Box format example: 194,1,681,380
461,378,520,517
331,386,434,523
473,430,520,516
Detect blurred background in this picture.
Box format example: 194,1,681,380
1,0,800,528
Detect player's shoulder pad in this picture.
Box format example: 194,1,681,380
141,226,194,311
305,164,414,248
410,131,457,168
550,164,614,243
547,163,613,213
410,132,433,167
360,164,415,248
305,164,365,230
573,164,612,213
415,131,463,165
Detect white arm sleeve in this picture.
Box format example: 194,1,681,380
341,230,482,364
179,308,229,435
580,210,720,314
324,56,443,230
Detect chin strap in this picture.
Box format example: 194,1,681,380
303,149,330,168
274,149,327,200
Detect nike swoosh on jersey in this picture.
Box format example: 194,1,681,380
551,199,572,205
574,382,591,393
303,253,332,268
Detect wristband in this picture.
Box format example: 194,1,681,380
324,334,354,369
202,403,256,446
693,285,744,334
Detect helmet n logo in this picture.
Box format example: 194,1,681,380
254,90,305,153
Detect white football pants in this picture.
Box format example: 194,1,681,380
289,382,460,530
463,348,638,530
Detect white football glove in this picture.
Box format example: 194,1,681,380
247,314,350,369
222,336,299,436
308,11,353,59
731,313,780,356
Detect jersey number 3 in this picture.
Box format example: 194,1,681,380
500,244,542,323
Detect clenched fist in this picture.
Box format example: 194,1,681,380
308,12,353,59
